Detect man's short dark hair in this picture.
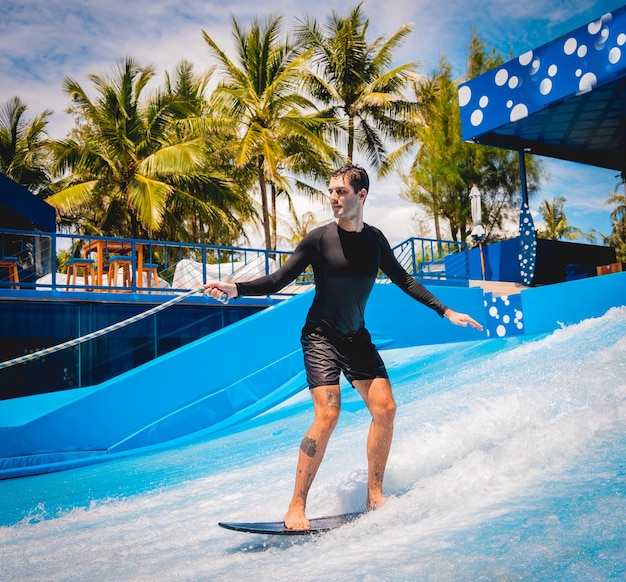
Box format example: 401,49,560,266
331,164,369,194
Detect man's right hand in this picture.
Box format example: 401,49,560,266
203,280,237,302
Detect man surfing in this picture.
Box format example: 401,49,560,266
205,164,482,530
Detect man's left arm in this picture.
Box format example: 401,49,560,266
377,228,483,331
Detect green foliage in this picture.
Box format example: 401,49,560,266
46,58,249,244
395,32,544,243
0,96,52,193
47,58,202,237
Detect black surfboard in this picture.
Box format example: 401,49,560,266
218,511,364,535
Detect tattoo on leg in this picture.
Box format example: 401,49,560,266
301,436,317,458
326,389,340,408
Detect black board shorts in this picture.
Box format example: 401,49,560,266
300,318,389,389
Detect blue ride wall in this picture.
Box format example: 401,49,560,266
1,273,624,478
521,271,626,335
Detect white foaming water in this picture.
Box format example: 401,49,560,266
1,308,625,581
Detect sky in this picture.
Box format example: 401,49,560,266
1,0,624,246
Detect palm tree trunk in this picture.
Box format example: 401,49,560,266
430,181,443,254
434,214,442,241
270,183,277,251
434,213,444,257
257,156,272,250
347,115,355,164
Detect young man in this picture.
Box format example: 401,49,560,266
204,164,482,530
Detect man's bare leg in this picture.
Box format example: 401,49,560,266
284,385,341,530
353,377,396,511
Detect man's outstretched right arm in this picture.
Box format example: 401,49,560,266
204,229,317,301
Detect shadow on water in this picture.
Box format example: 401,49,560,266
225,533,317,554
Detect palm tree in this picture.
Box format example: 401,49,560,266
157,60,256,246
537,197,589,241
604,186,626,261
46,58,207,238
278,203,328,249
607,186,626,222
294,2,418,168
0,96,52,193
202,14,340,251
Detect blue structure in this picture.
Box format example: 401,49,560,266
458,5,626,286
458,4,625,282
458,5,626,172
518,203,537,286
465,238,615,285
0,284,484,478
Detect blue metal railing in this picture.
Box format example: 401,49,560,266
0,229,470,292
389,237,469,285
0,229,302,293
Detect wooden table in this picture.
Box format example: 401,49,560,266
83,240,144,290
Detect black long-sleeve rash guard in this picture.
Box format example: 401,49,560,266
236,222,449,335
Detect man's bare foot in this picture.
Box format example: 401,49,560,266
366,492,386,512
284,506,310,530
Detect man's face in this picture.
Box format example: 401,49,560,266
328,176,365,221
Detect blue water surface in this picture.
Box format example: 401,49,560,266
0,307,624,581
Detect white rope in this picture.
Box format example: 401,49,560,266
0,287,208,371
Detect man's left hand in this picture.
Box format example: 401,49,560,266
444,309,483,331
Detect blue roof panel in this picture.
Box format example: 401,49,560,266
458,5,626,171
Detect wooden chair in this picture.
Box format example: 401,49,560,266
140,262,160,291
0,258,20,289
108,256,133,291
65,257,96,290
